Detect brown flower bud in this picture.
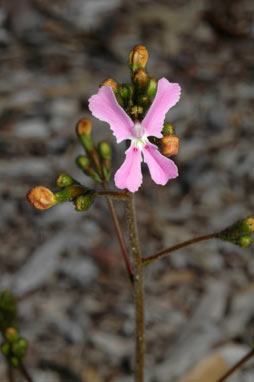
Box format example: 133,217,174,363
129,45,149,72
76,118,92,137
27,186,56,210
160,135,180,156
100,78,118,92
133,68,149,88
5,328,19,343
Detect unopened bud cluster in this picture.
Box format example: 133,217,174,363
27,117,113,213
217,217,254,248
0,291,28,368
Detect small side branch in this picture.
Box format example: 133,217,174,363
20,364,34,382
143,232,219,266
102,182,134,281
216,348,254,382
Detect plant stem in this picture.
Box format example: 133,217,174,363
143,232,219,266
97,190,129,199
7,362,15,382
102,182,134,281
20,364,34,382
127,192,145,382
216,348,254,382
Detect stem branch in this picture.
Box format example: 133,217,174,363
102,182,133,281
143,232,219,266
127,193,145,382
20,364,34,382
216,348,254,382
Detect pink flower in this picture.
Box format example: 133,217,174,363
88,78,181,192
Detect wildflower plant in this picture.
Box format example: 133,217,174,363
20,45,254,382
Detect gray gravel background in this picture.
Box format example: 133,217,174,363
0,0,253,381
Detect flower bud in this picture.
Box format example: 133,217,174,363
245,217,254,232
54,186,86,203
146,77,158,99
100,78,118,92
129,45,149,72
56,173,76,188
162,123,175,136
133,68,149,89
27,187,56,210
119,84,134,102
218,217,254,241
137,95,151,111
12,338,28,358
239,235,253,248
76,118,92,137
98,141,112,181
75,192,97,211
160,135,180,156
76,156,102,184
1,342,10,356
11,356,20,368
5,327,19,343
130,105,143,119
98,141,112,160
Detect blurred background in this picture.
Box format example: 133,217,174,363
0,0,253,381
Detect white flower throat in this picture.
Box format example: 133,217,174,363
132,122,148,150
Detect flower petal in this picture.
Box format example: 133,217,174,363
88,86,134,143
141,78,181,137
114,145,143,192
143,142,178,185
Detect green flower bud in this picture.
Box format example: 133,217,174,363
76,156,102,184
98,141,112,181
137,95,151,112
75,192,97,212
54,186,87,203
218,217,254,241
98,141,112,160
10,356,20,368
56,173,76,188
146,77,158,99
1,342,10,356
12,338,28,358
162,123,175,136
119,84,134,102
239,235,253,248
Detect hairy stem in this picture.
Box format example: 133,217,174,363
97,190,129,199
216,348,254,382
127,193,145,382
102,182,133,280
143,232,219,266
7,363,15,382
20,365,34,382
